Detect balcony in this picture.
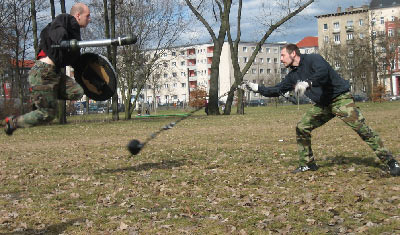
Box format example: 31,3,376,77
189,76,197,81
345,25,354,32
187,53,196,59
333,28,340,33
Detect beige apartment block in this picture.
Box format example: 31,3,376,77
316,1,400,97
143,42,285,105
316,5,369,50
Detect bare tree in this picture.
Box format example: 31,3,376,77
184,0,232,115
116,0,187,119
8,0,33,114
223,0,314,114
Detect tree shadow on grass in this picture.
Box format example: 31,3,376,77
322,155,386,170
1,218,84,235
95,159,186,174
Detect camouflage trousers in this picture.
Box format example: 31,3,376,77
296,92,392,166
18,61,84,127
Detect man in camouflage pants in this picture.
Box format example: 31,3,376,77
242,44,400,176
4,3,90,134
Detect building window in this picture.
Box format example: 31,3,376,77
324,36,329,42
251,47,256,51
334,61,340,69
243,47,247,52
323,23,328,30
267,69,271,74
347,33,353,40
252,68,257,74
389,29,394,37
266,48,271,53
333,22,339,30
380,16,384,24
172,51,176,56
172,72,177,77
173,83,177,88
391,16,395,22
181,83,186,88
267,58,271,63
164,84,169,88
274,48,278,54
172,62,176,66
359,19,364,26
163,73,168,78
243,57,248,63
347,20,353,26
259,58,264,63
260,69,264,74
181,72,186,76
274,58,278,63
334,34,340,44
181,61,185,66
359,33,364,39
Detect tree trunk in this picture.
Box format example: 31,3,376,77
58,0,67,124
50,0,55,19
30,0,38,56
60,0,66,14
103,0,112,115
110,0,119,121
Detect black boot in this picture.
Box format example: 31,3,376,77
292,162,319,173
387,159,400,176
4,116,17,136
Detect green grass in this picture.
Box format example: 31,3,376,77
0,102,399,234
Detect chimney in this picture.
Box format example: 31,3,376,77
349,6,353,11
337,7,341,13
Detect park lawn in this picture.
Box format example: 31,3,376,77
0,102,399,234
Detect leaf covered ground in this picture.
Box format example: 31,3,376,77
0,102,399,234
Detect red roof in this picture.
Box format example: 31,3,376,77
11,59,35,68
296,36,318,48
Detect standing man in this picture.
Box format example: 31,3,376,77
242,44,400,176
4,2,91,135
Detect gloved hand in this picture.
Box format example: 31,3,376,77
240,81,258,92
294,81,310,97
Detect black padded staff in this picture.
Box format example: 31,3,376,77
51,34,137,50
127,89,237,155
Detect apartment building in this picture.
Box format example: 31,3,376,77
370,0,400,96
143,42,285,105
316,1,400,96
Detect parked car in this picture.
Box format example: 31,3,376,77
353,94,368,102
247,99,266,107
389,96,400,101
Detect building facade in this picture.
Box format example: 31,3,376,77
316,5,370,96
316,1,400,97
142,42,285,105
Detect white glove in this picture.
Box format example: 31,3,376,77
240,81,258,92
294,81,310,97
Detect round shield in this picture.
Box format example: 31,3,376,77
75,53,117,101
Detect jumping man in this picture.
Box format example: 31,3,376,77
4,2,91,135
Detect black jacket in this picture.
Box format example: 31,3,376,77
258,54,350,106
38,14,81,70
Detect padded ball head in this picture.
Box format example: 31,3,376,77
127,139,143,155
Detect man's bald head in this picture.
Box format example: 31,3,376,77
70,3,91,28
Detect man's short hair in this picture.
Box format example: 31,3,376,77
70,3,86,15
283,44,301,56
